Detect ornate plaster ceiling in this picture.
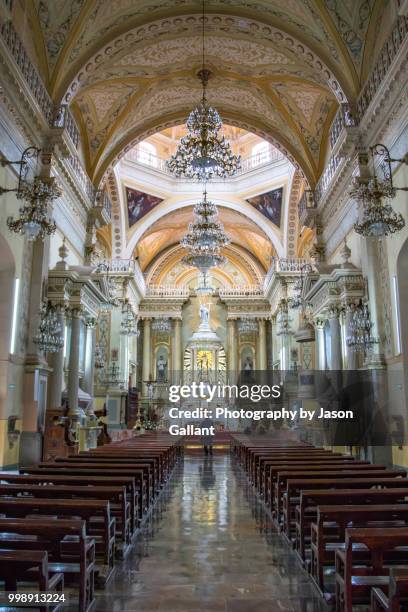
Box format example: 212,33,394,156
27,1,388,186
136,205,275,272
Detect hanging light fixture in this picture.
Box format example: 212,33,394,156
196,272,214,295
120,301,139,336
151,317,172,334
1,147,61,241
166,1,240,180
33,302,64,353
181,188,230,274
237,317,258,334
352,143,407,238
346,300,378,354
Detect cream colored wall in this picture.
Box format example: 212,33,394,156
0,164,27,466
326,228,362,269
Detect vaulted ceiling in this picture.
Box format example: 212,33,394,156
25,0,389,186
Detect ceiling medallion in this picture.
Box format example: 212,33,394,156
352,143,408,238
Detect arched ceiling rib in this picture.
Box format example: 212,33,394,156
136,205,275,272
28,1,390,186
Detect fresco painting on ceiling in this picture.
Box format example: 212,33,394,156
246,187,283,227
126,187,163,227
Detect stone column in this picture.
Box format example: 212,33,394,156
67,308,82,416
257,319,267,370
227,319,237,382
83,317,96,401
172,319,182,385
315,319,326,370
344,303,358,370
364,236,386,367
328,306,342,370
142,318,151,395
48,304,66,410
269,318,275,369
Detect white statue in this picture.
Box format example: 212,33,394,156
199,303,210,326
156,354,167,382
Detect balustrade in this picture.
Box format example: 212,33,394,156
146,285,189,298
219,285,264,297
356,16,408,121
0,21,54,124
329,103,357,150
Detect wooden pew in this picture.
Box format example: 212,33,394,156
284,476,408,558
38,461,153,508
21,467,146,521
0,550,64,611
0,498,115,586
372,567,408,611
273,469,405,521
0,472,139,535
294,487,408,564
0,518,95,612
335,528,408,611
259,457,367,500
311,505,408,593
0,482,131,557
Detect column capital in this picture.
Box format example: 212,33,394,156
327,304,341,319
314,318,326,330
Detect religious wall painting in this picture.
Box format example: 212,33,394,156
246,187,283,227
125,187,163,228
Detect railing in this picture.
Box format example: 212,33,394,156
298,189,316,218
146,285,189,298
99,259,146,291
219,285,264,297
314,152,343,204
238,148,285,172
357,16,408,121
52,105,80,149
329,103,357,150
66,154,95,202
124,149,169,173
264,258,308,290
94,189,112,217
0,21,54,124
124,146,285,177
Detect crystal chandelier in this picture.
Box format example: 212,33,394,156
346,300,378,353
120,301,139,336
7,177,60,241
237,317,258,334
94,344,105,369
151,317,172,333
167,70,241,180
33,302,64,353
181,190,230,274
166,0,240,180
352,143,407,238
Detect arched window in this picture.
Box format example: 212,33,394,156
251,141,269,164
137,142,157,167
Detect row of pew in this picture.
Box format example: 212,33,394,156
0,432,183,611
232,434,408,611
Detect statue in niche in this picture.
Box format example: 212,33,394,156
199,303,210,326
243,356,253,380
156,354,167,382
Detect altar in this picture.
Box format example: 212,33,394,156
183,303,226,384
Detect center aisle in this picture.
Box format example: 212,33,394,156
95,455,328,611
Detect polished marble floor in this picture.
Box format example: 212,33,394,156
95,454,328,612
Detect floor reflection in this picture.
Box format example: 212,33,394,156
94,454,328,611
